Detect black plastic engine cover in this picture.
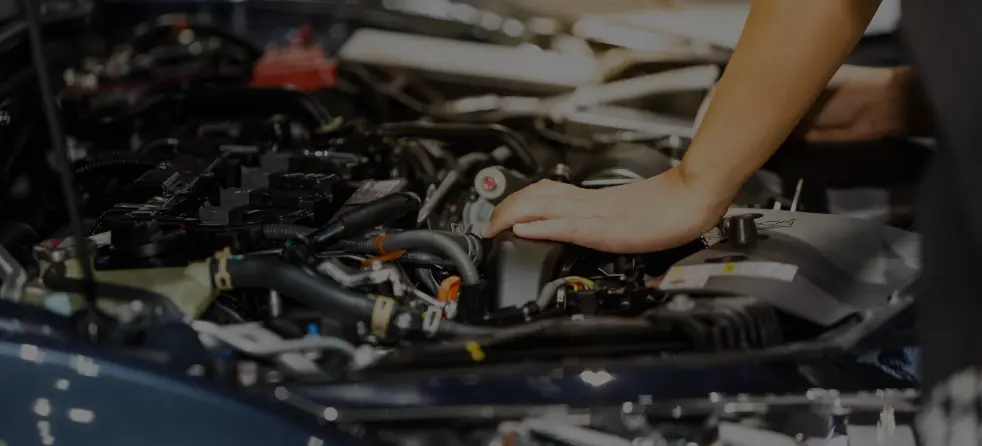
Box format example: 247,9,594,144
661,208,920,327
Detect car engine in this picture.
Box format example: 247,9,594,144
0,8,922,446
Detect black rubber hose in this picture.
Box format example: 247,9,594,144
374,122,540,174
380,231,481,285
331,230,479,260
306,192,421,250
223,256,376,318
261,223,314,241
437,320,496,337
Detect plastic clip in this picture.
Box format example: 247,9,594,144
213,247,234,291
370,296,397,339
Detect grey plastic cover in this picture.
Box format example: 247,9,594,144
666,208,920,327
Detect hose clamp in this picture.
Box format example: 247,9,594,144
370,295,397,338
213,247,234,291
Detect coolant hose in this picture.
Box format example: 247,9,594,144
222,256,376,318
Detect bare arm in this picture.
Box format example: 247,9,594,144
678,0,883,210
483,0,887,251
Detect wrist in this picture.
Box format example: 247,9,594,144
670,163,734,220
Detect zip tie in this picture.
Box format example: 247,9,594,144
213,247,233,291
370,295,397,339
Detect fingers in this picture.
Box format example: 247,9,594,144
484,180,586,237
512,218,642,252
512,219,583,241
513,218,612,250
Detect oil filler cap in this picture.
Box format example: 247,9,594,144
727,214,759,248
474,166,533,204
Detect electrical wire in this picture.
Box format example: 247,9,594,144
536,276,596,310
23,0,97,304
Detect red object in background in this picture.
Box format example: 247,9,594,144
251,26,337,91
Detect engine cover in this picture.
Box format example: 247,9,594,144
660,208,920,327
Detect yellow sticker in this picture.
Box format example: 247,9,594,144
464,341,486,362
723,263,736,273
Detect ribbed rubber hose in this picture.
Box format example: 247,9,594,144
261,223,314,241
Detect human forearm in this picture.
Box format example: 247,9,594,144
677,0,882,207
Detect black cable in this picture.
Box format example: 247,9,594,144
304,192,421,250
22,0,97,304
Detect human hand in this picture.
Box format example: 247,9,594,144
483,168,728,253
803,66,912,142
696,66,912,143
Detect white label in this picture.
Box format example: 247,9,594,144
660,265,711,289
658,262,798,290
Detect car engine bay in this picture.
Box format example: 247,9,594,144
0,3,924,445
